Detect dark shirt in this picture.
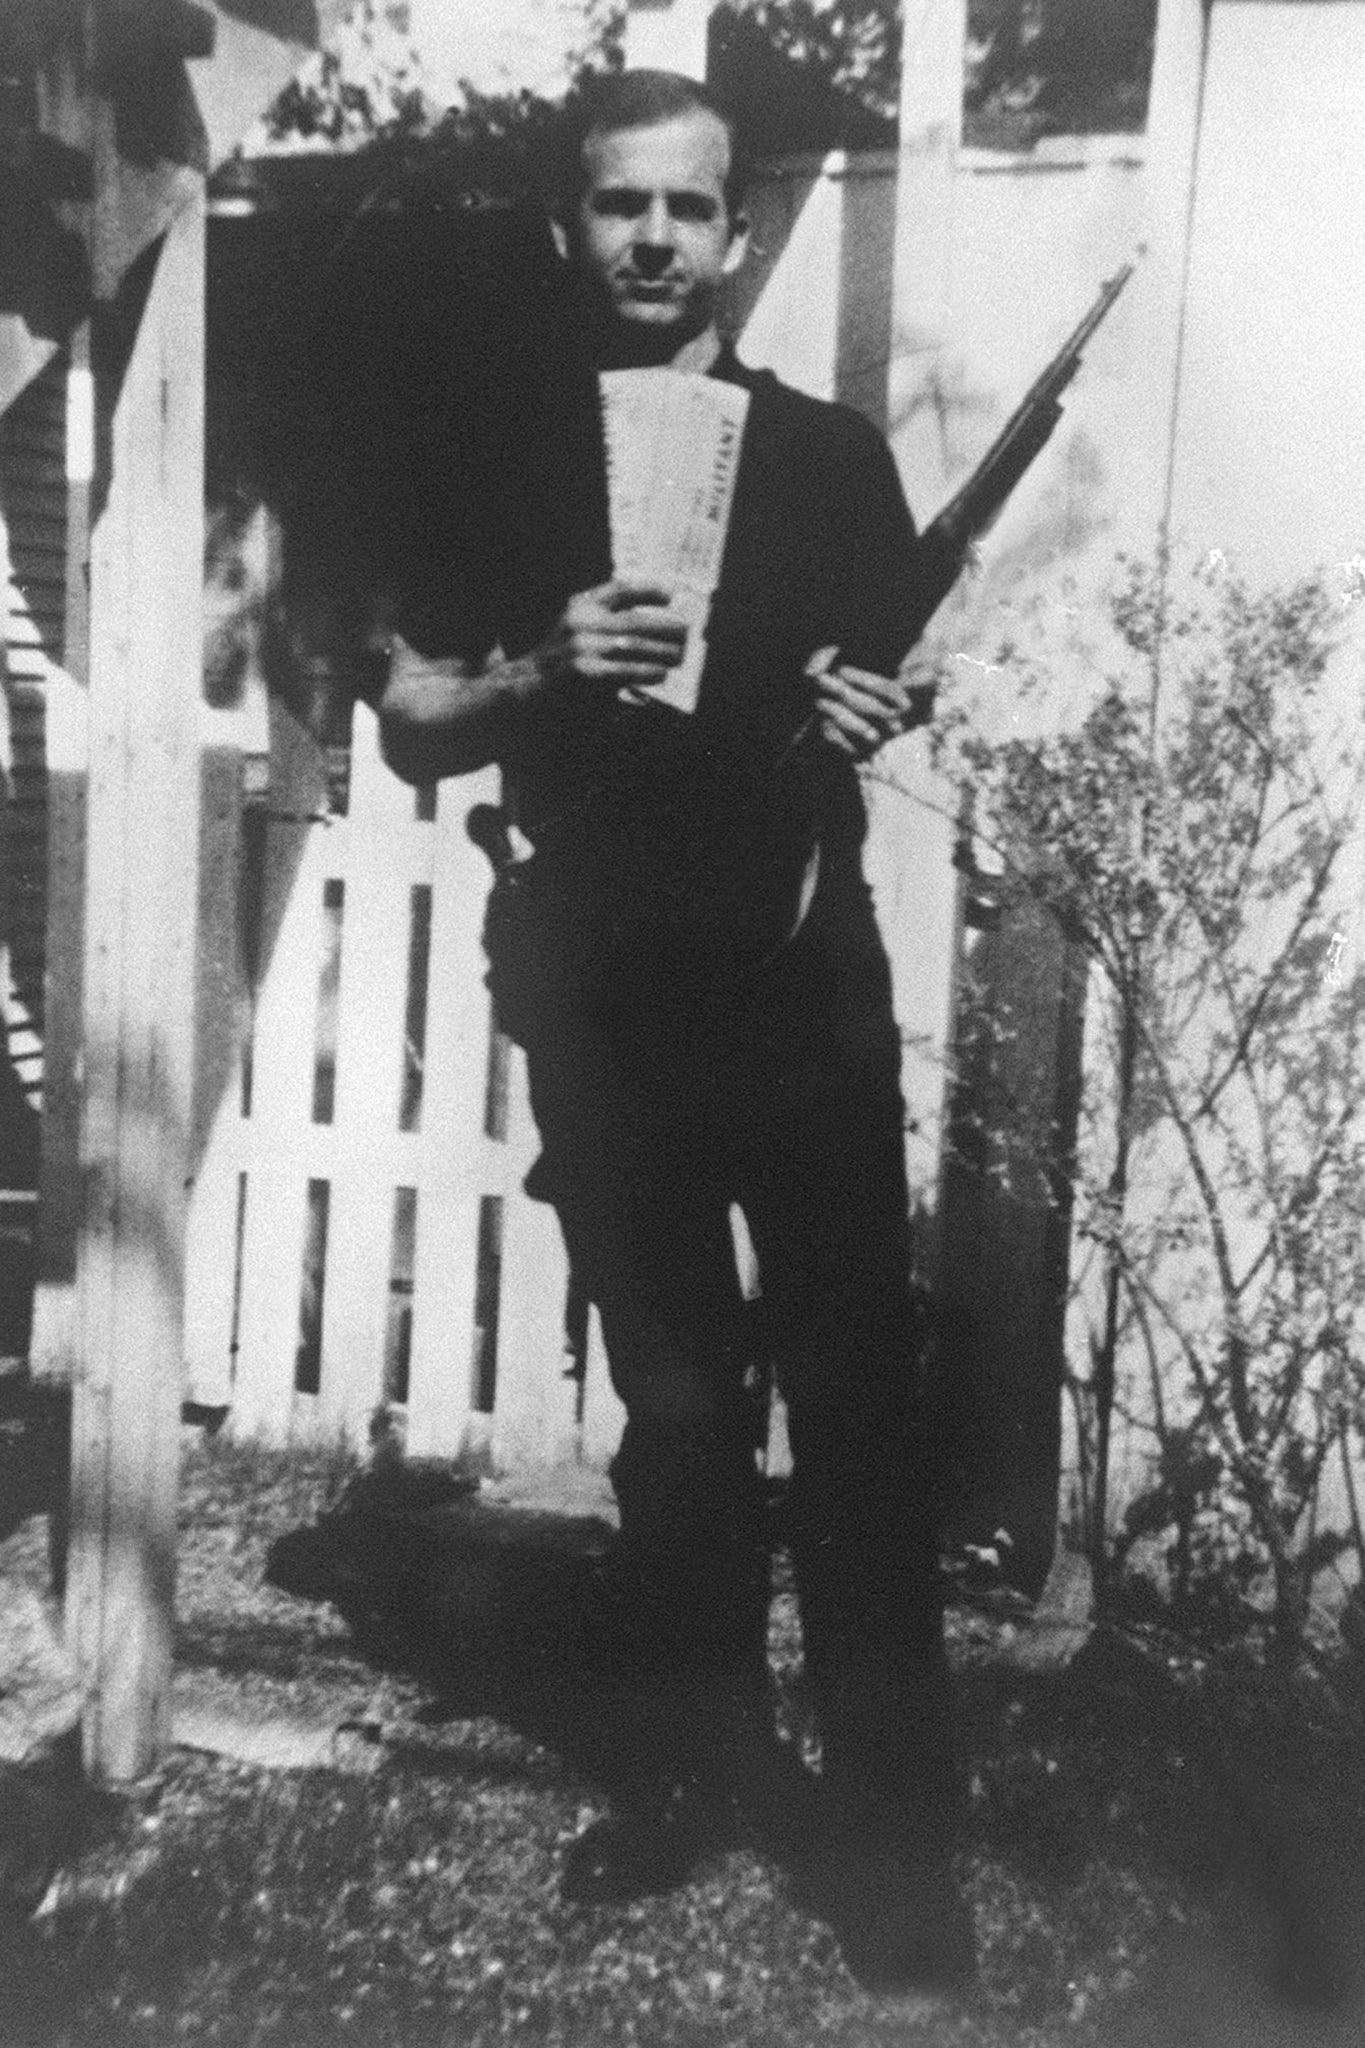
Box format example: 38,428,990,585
504,347,924,1031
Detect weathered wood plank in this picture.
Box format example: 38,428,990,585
317,795,419,1437
490,1043,578,1467
66,188,206,1783
403,766,499,1459
228,1159,312,1439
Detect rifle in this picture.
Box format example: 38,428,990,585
903,255,1138,643
470,257,1141,1021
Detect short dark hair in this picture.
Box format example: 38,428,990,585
555,68,750,223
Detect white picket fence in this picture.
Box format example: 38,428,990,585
180,660,954,1475
184,701,626,1468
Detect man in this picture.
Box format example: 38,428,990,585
377,70,972,1997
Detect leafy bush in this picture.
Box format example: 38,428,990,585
732,2,1159,141
936,553,1365,1653
964,0,1158,146
257,2,1159,161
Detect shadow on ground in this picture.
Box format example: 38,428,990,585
6,1446,1365,2047
256,1458,1365,2042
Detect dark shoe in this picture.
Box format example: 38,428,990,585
730,1735,822,1870
561,1789,741,1906
807,1833,976,1998
836,1879,976,1997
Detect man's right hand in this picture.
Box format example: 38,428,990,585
536,580,688,694
378,583,688,785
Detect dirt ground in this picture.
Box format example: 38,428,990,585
3,1437,1365,2048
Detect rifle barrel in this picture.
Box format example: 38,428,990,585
926,258,1136,553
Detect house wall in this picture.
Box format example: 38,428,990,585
1169,0,1365,945
1096,0,1365,1561
845,0,1365,1569
730,0,1365,1570
1169,3,1365,582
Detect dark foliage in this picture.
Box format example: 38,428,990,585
965,0,1159,146
729,2,1160,143
0,1382,68,1544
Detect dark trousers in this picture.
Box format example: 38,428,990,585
524,886,959,1844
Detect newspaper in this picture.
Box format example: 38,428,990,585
599,368,750,713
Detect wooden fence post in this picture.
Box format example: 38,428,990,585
66,179,207,1782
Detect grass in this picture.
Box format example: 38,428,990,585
2,1434,1364,2047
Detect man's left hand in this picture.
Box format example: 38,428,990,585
806,647,937,762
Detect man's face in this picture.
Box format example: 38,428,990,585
572,109,748,352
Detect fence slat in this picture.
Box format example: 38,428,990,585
185,697,633,1473
579,1304,625,1470
492,1172,578,1466
248,818,327,1137
403,763,501,1458
317,719,432,1434
228,1161,311,1437
183,1091,244,1409
316,1170,393,1438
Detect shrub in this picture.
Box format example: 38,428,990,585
935,552,1365,1655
